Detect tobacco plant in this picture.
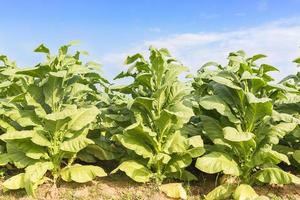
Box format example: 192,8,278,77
274,57,300,168
0,43,108,196
191,51,300,199
111,47,204,186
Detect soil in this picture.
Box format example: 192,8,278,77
0,172,299,200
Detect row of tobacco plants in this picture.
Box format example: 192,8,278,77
0,43,299,200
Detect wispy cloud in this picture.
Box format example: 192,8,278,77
101,17,300,81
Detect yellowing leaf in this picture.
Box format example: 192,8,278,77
60,164,106,183
159,183,187,200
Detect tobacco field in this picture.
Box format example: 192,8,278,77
0,43,299,200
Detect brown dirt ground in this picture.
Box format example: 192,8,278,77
0,173,299,200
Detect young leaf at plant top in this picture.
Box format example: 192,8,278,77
111,47,205,185
191,51,300,199
0,43,108,196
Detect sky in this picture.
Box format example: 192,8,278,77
0,0,300,81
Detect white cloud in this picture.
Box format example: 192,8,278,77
101,17,300,81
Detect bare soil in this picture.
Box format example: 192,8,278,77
0,172,300,200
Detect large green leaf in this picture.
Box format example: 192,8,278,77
2,173,25,190
23,162,54,196
68,106,100,131
0,130,34,141
44,105,77,121
293,150,300,164
60,164,107,183
196,152,240,176
113,133,153,158
199,95,240,124
223,127,254,142
60,136,94,152
254,167,300,184
204,184,235,200
232,184,259,200
112,160,153,183
163,131,188,154
159,183,187,199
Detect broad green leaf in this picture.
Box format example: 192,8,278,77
0,153,9,166
112,133,153,158
0,130,34,141
205,184,235,200
293,150,300,164
199,95,240,124
200,115,224,141
60,164,106,183
233,184,258,200
34,44,50,53
43,75,63,109
112,160,152,183
223,127,254,142
252,148,290,166
166,154,192,173
68,106,100,131
255,168,300,184
3,173,25,190
16,65,51,77
23,162,54,196
31,130,51,147
60,136,94,152
131,97,154,114
6,141,38,168
163,131,188,154
44,105,77,121
211,76,242,90
196,152,240,176
159,183,187,200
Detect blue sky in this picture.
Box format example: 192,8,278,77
0,0,300,81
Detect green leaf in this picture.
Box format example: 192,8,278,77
211,76,242,90
255,168,300,184
205,184,235,200
293,57,300,64
293,150,300,164
252,148,290,166
199,95,240,124
34,44,50,54
60,164,107,183
60,136,94,152
163,131,188,154
223,127,254,142
251,54,267,62
159,183,187,200
0,154,9,166
44,105,77,121
200,115,224,141
3,173,25,190
68,106,100,131
233,184,259,200
23,162,54,196
43,75,63,108
112,160,152,183
112,133,153,159
196,152,240,176
0,130,34,141
31,130,51,147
